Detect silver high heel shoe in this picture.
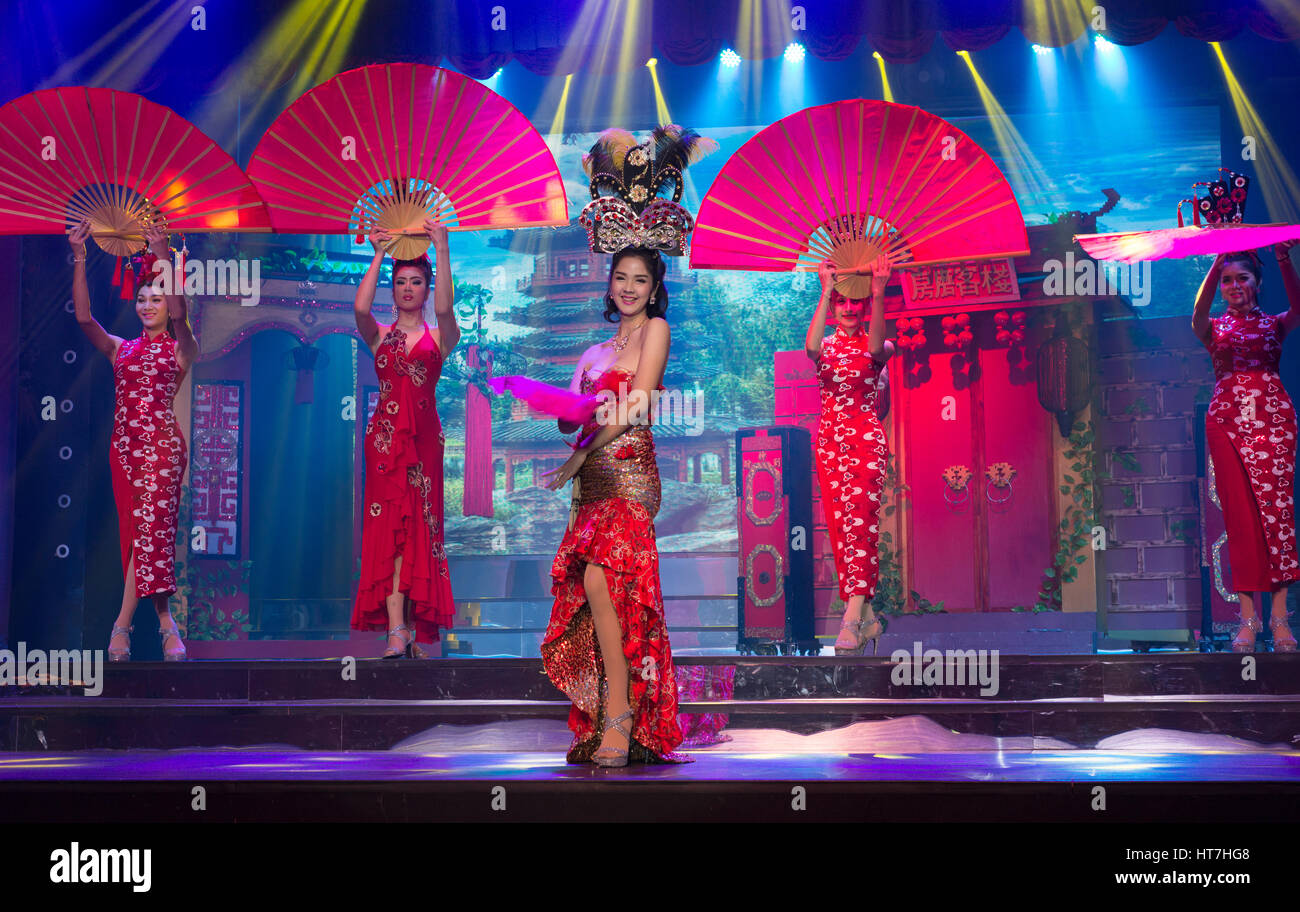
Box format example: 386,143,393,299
834,615,883,656
593,707,634,768
108,625,132,662
159,624,187,661
382,624,413,659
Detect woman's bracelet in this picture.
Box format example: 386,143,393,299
72,255,86,263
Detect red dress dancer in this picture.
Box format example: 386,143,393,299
111,332,188,599
540,126,715,765
1195,247,1300,653
71,221,195,661
352,324,456,643
815,330,889,607
542,365,685,763
1206,307,1300,588
806,257,895,655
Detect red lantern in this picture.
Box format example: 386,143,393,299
1036,321,1090,436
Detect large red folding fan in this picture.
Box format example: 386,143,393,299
690,99,1029,297
246,63,569,259
0,86,271,254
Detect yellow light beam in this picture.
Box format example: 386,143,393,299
874,52,893,103
192,0,366,150
1211,42,1300,223
1022,0,1090,48
648,58,671,125
958,50,1065,219
547,74,573,137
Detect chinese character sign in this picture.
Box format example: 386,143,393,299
901,259,1020,308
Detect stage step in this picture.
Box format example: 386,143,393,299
3,693,1299,751
6,654,1298,701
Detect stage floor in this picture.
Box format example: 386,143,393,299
1,741,1294,821
0,746,1296,781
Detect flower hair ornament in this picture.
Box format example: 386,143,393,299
1180,169,1250,228
578,124,719,256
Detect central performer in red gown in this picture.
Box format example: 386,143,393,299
538,125,716,765
805,255,895,655
351,220,460,657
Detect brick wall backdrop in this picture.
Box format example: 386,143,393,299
1094,311,1208,637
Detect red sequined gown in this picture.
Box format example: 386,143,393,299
111,332,188,599
1205,305,1300,591
814,331,889,603
352,325,455,642
541,367,687,763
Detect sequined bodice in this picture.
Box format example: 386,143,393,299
576,366,661,516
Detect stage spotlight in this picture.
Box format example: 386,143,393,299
721,48,741,67
1094,35,1116,51
646,57,658,67
784,42,805,63
1031,44,1052,55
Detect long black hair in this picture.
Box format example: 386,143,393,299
602,246,669,323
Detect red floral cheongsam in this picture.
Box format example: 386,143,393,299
111,332,188,599
1204,306,1300,590
814,330,888,603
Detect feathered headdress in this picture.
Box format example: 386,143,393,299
579,124,719,255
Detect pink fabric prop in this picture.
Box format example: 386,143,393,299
1075,224,1300,263
689,99,1029,273
487,375,600,425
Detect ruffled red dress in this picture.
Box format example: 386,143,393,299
351,325,456,643
541,367,687,763
1204,305,1300,591
814,330,889,603
111,332,187,599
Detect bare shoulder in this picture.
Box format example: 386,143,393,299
644,316,670,346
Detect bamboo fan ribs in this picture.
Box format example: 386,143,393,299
690,99,1029,298
246,63,568,259
0,86,271,255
